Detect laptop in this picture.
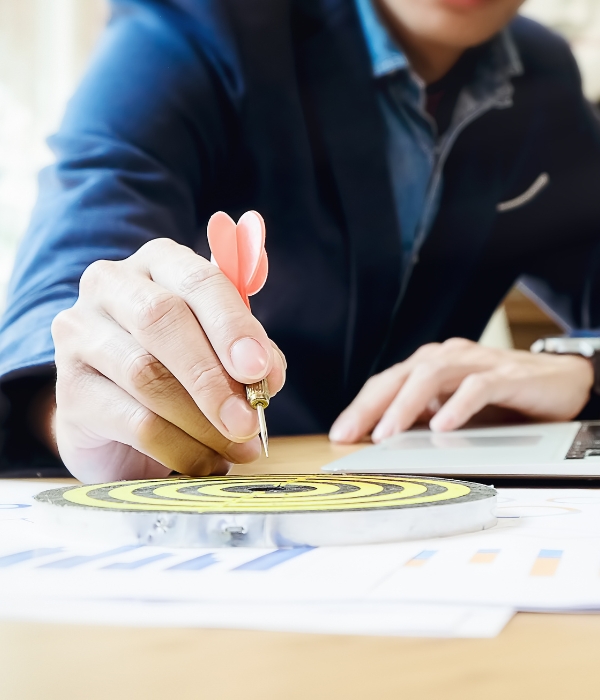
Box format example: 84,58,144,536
322,421,600,479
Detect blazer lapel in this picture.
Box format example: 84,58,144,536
296,0,403,398
377,107,517,369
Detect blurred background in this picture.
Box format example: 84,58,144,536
1,0,599,348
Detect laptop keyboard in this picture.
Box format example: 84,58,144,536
566,422,600,459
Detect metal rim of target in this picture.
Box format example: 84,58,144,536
34,474,497,548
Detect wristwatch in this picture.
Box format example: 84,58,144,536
530,336,600,395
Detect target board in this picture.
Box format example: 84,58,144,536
35,475,497,548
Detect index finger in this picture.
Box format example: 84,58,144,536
135,238,275,385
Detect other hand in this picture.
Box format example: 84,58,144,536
329,338,593,443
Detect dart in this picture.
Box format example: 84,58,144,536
207,210,270,456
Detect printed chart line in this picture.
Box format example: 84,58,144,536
0,548,63,568
0,547,314,572
103,553,173,570
168,554,218,571
0,545,573,578
234,547,314,571
39,545,140,570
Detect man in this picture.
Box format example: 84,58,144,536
1,0,599,482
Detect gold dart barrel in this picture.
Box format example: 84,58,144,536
246,379,270,457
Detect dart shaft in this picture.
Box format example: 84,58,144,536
246,379,270,457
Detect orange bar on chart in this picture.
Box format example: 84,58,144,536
470,549,500,564
404,550,437,568
530,549,562,577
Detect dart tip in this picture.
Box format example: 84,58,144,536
256,403,269,458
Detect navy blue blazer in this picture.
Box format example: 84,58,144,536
2,0,600,468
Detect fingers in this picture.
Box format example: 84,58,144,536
329,343,445,442
68,310,262,463
429,371,508,432
330,339,518,444
270,339,288,371
134,238,274,383
371,361,465,441
79,247,285,442
329,365,411,443
368,341,504,440
55,367,232,483
430,354,595,431
331,337,595,446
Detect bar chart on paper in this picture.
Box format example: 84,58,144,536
470,549,501,564
530,550,563,577
405,550,437,567
0,544,315,574
369,538,600,610
0,540,569,582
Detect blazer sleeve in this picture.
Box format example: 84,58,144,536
0,1,231,467
517,52,600,335
513,47,600,417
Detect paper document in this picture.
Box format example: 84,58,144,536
0,596,512,638
3,480,600,635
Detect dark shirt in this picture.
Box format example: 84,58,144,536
355,0,523,268
426,47,486,136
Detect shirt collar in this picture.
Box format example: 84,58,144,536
354,0,408,77
354,0,523,82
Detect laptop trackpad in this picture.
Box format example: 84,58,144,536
322,422,600,478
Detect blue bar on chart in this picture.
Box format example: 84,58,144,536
530,549,563,577
404,550,437,568
470,549,501,565
39,545,140,569
168,553,219,571
234,547,314,572
0,548,63,568
103,553,173,570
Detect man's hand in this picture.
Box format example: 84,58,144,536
49,227,286,483
329,338,594,443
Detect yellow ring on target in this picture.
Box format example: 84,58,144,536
60,475,472,513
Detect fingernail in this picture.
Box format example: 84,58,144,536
371,423,390,443
430,413,451,432
329,420,353,443
230,338,269,380
219,395,258,439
